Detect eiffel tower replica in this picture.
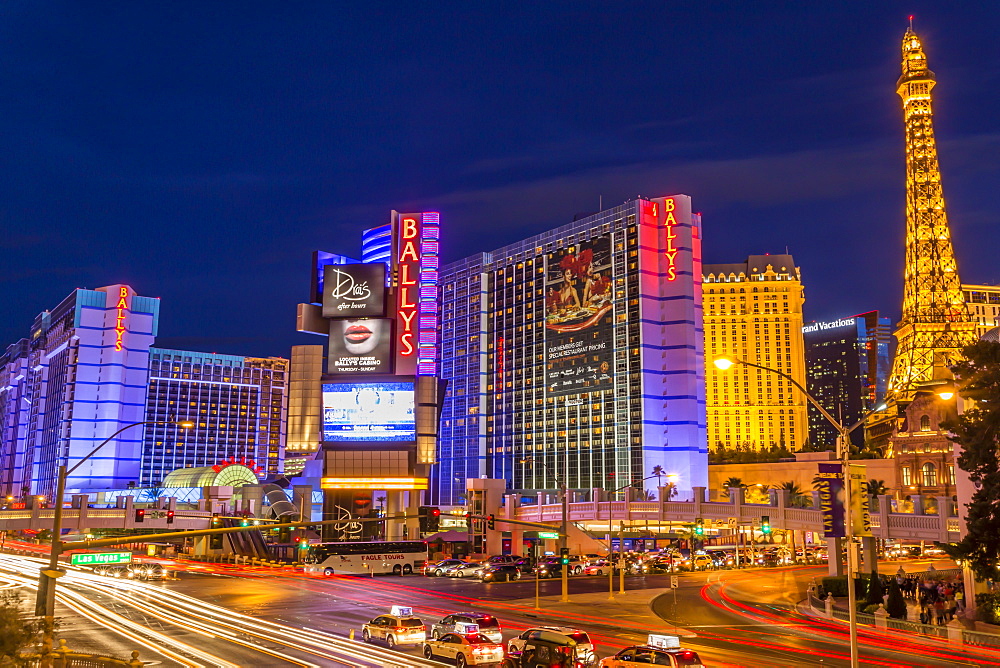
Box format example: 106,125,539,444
868,24,978,449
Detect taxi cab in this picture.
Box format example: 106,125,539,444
362,606,427,648
423,623,505,667
599,635,704,667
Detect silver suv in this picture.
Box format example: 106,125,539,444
431,612,503,643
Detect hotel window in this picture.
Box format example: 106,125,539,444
919,415,931,431
921,462,937,487
948,464,956,486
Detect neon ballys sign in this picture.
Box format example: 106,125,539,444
662,197,680,281
114,286,129,351
394,212,439,376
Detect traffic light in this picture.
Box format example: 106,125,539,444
560,547,570,565
693,518,704,537
418,506,441,533
210,513,222,529
166,510,175,524
134,508,145,523
761,515,771,535
298,537,309,550
240,511,251,527
486,514,496,531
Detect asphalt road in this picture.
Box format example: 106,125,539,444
158,560,1000,668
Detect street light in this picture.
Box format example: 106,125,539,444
713,355,881,668
36,418,193,636
520,456,570,603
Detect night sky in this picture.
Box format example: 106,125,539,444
2,2,998,358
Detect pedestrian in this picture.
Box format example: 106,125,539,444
955,588,965,612
934,599,946,625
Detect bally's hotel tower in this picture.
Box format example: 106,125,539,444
434,195,707,506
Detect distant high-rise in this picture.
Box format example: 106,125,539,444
803,311,891,449
962,284,1000,339
703,255,808,451
887,26,977,397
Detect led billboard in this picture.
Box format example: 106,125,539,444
322,263,387,318
544,234,614,396
327,318,393,375
322,381,415,442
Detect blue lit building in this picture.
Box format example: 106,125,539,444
0,285,159,497
0,285,290,499
803,311,892,449
434,196,707,506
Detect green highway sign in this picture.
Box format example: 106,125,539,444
538,532,560,539
70,552,132,566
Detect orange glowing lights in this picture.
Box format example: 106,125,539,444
663,197,679,281
114,286,129,351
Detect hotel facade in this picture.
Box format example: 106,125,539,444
434,195,707,506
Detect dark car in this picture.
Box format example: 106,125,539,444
485,555,519,565
534,561,567,579
481,563,521,582
513,557,536,573
424,559,466,577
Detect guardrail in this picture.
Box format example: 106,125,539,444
1,640,143,667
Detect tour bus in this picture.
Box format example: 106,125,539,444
304,540,428,576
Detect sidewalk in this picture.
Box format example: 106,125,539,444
497,586,696,638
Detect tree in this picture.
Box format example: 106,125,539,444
722,477,745,490
651,465,665,487
778,481,810,508
886,578,907,620
864,479,888,497
864,568,885,609
0,590,45,661
938,341,1000,581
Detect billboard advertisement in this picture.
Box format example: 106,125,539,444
322,381,415,442
544,234,614,396
327,318,394,375
322,263,386,318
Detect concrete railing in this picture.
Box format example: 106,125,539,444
513,490,961,543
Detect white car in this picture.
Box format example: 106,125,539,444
362,612,427,648
445,562,485,578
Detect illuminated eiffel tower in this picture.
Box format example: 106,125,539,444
886,24,978,399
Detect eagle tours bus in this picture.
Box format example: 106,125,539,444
304,540,429,576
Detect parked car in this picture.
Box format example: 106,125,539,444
485,555,519,565
431,612,503,643
582,560,619,576
513,557,536,573
481,563,521,582
425,559,467,577
534,561,567,579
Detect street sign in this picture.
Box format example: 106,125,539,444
70,552,132,566
538,532,559,539
727,517,737,528
670,575,679,589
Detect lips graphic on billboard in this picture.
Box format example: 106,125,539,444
322,263,387,319
327,318,393,375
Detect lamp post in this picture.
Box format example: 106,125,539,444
521,457,570,603
713,356,883,668
600,474,664,599
36,419,193,636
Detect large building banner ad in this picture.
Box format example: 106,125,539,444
544,234,614,396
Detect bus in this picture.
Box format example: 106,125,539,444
304,540,428,576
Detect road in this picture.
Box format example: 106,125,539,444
5,550,1000,667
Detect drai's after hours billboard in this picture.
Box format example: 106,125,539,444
322,263,387,319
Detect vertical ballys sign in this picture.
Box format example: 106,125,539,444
393,212,440,376
114,286,129,352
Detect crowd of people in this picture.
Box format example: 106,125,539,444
895,566,965,625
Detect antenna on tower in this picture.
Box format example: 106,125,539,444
909,15,914,30
599,195,603,211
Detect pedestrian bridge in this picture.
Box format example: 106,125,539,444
508,487,961,544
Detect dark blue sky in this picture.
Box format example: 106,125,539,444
2,2,998,358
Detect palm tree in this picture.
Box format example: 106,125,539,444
811,474,827,491
864,479,888,497
651,465,665,485
722,477,745,490
778,481,809,508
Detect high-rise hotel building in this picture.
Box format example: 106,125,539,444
803,312,891,449
0,284,289,498
963,283,1000,338
435,195,707,506
702,255,808,451
140,348,288,486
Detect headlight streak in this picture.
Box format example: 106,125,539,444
0,556,216,668
1,554,443,668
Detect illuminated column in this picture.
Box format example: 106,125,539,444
386,491,406,540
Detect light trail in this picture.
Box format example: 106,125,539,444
0,553,446,668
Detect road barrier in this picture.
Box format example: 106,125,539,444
1,639,143,668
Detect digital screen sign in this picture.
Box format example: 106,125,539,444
328,318,393,375
322,381,415,442
322,263,386,318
